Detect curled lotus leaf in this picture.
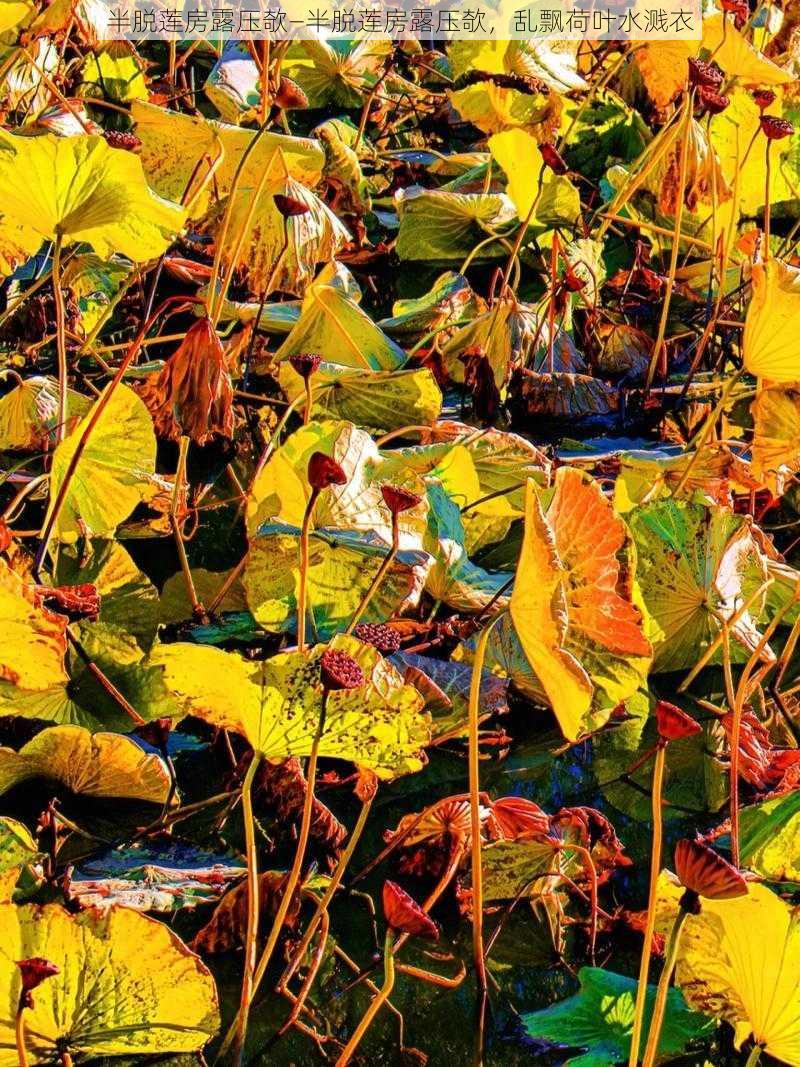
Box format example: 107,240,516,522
0,725,172,804
629,499,770,672
507,469,651,741
395,187,517,264
152,634,431,779
131,99,324,218
0,818,40,902
0,559,68,693
0,902,219,1063
751,384,800,494
215,153,349,299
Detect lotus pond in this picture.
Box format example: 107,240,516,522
0,13,800,1067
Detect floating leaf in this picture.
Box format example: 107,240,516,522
46,383,157,542
522,966,713,1067
0,725,171,804
153,634,431,779
0,902,219,1060
395,187,516,263
0,131,184,273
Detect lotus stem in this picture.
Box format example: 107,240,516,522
645,94,693,392
297,487,321,652
15,1005,28,1067
303,376,313,426
468,623,494,1001
280,792,375,989
764,142,772,263
641,907,690,1067
745,1044,763,1067
556,841,598,965
345,513,399,635
34,295,203,577
628,743,666,1067
335,927,395,1067
219,692,330,1061
52,235,69,446
276,906,330,1040
233,750,263,1065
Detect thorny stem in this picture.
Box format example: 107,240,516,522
641,908,690,1067
764,140,772,263
334,928,395,1067
170,436,206,622
628,743,666,1067
297,487,321,652
233,751,264,1064
344,512,399,634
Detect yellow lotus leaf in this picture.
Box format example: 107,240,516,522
449,82,561,137
710,89,796,218
217,152,349,298
743,258,800,381
0,1,33,33
46,383,157,542
636,13,791,110
152,635,431,779
0,375,91,451
751,384,800,492
0,903,219,1063
0,817,39,902
0,559,68,692
0,131,185,274
0,725,171,804
132,99,324,218
509,480,593,742
658,878,800,1065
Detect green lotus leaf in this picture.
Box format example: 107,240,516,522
0,724,171,804
478,840,563,904
0,131,184,274
158,567,248,626
131,99,324,219
562,91,650,182
378,272,481,338
46,383,157,542
628,500,770,672
424,481,512,613
0,623,177,732
282,39,422,109
273,277,406,372
314,118,374,216
244,523,431,639
395,187,516,263
277,361,442,434
152,634,431,779
740,789,800,882
0,902,219,1062
0,375,91,452
522,967,712,1067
